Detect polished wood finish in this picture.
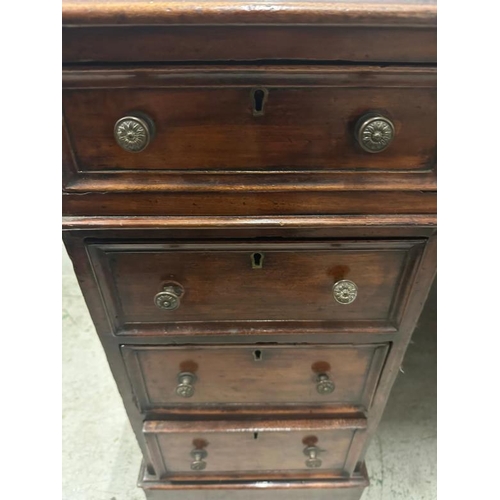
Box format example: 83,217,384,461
62,2,436,498
87,239,425,335
139,461,369,500
62,0,437,25
64,223,435,344
63,223,436,487
63,190,436,217
62,66,436,182
65,223,435,496
62,0,436,64
63,24,437,64
62,66,436,195
143,418,366,479
122,344,388,411
62,214,437,231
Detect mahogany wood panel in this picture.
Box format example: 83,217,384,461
356,232,436,464
62,191,436,217
62,2,437,496
62,66,436,193
63,223,434,342
62,221,436,485
87,239,425,335
121,344,388,410
62,0,437,26
62,66,436,90
139,461,369,500
62,25,436,64
143,418,366,479
62,214,437,232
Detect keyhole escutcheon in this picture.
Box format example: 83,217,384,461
251,88,268,116
251,252,264,269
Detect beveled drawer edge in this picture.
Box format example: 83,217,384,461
62,214,437,230
64,172,437,194
143,417,367,434
63,1,437,27
361,344,390,409
62,65,437,89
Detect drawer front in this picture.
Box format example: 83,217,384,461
143,419,366,480
88,239,424,335
63,67,436,192
122,344,388,411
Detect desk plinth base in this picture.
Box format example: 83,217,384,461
138,462,369,500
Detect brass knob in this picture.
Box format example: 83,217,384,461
316,373,335,395
176,372,197,398
114,112,155,152
190,448,207,470
303,446,323,468
332,279,358,305
154,283,184,311
355,113,395,153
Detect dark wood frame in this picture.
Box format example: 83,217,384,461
63,218,436,479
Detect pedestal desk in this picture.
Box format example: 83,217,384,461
62,1,437,498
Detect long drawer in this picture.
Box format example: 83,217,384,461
122,344,388,411
143,418,367,480
87,239,424,335
63,66,436,194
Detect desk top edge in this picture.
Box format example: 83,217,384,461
62,0,437,26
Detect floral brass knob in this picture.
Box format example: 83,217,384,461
303,445,323,468
176,372,197,398
355,114,395,153
190,448,208,470
332,279,358,305
114,113,155,152
316,373,335,395
154,283,184,311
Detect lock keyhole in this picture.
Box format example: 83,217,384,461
252,88,268,116
253,350,263,361
251,252,264,269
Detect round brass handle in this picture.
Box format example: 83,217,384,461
332,279,358,305
190,448,207,471
176,372,197,398
316,373,335,395
114,112,155,152
154,283,184,311
303,446,323,468
355,113,395,153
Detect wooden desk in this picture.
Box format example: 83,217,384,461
62,1,437,497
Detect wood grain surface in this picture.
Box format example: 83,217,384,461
62,0,437,26
62,1,436,64
87,239,425,334
121,344,388,410
62,2,437,495
62,66,436,194
143,417,366,479
139,460,369,499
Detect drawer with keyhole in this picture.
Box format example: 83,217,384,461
62,66,436,196
121,344,388,412
143,417,367,480
87,239,425,335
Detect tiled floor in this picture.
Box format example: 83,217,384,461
62,248,436,500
